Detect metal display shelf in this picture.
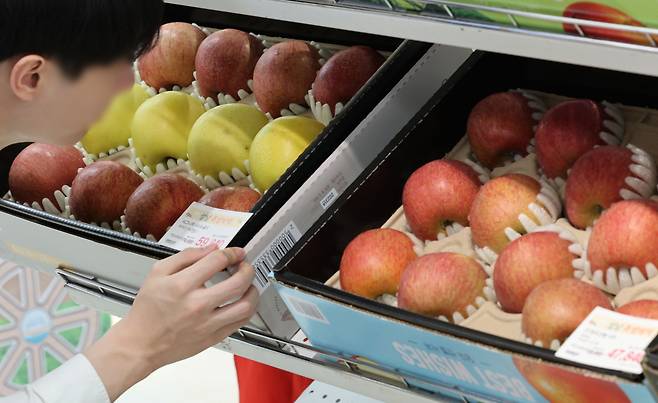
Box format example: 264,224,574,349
168,0,658,77
65,285,462,402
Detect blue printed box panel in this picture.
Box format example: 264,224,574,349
275,281,654,402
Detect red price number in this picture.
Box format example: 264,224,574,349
195,236,210,247
607,348,645,363
194,236,226,248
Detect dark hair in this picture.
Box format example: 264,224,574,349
0,0,164,77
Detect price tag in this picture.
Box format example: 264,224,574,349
158,202,252,251
556,307,658,374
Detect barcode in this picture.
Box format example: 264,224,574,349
253,222,302,289
285,295,329,324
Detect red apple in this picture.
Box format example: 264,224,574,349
522,278,612,348
536,100,620,179
566,145,656,229
587,199,658,291
513,356,631,403
8,143,85,209
564,2,654,46
198,186,261,212
340,228,417,299
138,22,206,89
617,300,658,320
494,232,576,313
312,46,385,114
469,174,544,253
466,92,538,169
69,161,143,224
402,160,481,241
195,29,264,99
398,252,487,322
253,40,320,118
124,173,204,240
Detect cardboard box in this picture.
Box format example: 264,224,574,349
273,51,658,400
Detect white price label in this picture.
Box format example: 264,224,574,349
158,202,252,251
556,307,658,374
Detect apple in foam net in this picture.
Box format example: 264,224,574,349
138,22,206,90
198,187,261,213
80,84,150,155
187,104,269,178
339,228,417,299
402,160,481,241
124,173,204,240
131,91,205,169
535,99,618,179
468,173,543,253
8,144,85,208
493,231,576,313
312,46,385,114
565,145,656,229
466,92,537,169
513,356,631,403
253,40,320,118
398,252,487,322
69,161,143,224
522,278,612,348
587,199,658,287
249,116,325,193
617,300,658,320
195,29,264,99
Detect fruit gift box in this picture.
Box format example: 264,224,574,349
0,6,429,338
273,50,658,401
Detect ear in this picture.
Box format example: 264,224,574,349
9,55,46,101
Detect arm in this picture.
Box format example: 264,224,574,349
86,245,258,401
4,245,258,403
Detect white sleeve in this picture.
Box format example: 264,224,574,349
1,354,110,403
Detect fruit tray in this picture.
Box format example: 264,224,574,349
0,5,428,337
273,51,658,401
0,5,428,251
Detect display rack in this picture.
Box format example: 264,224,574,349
64,1,657,402
168,0,658,77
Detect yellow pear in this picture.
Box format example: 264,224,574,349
80,84,150,154
131,92,205,168
188,104,268,177
250,116,325,192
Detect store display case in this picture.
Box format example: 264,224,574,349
3,1,658,402
0,3,433,337
273,50,658,401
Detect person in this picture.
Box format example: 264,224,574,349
0,1,259,402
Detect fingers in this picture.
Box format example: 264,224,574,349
177,247,247,289
208,286,258,331
151,244,218,276
202,260,256,308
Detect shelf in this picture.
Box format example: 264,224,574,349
167,0,658,77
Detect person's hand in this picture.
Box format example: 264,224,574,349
85,245,258,400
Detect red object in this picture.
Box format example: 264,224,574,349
234,356,313,403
